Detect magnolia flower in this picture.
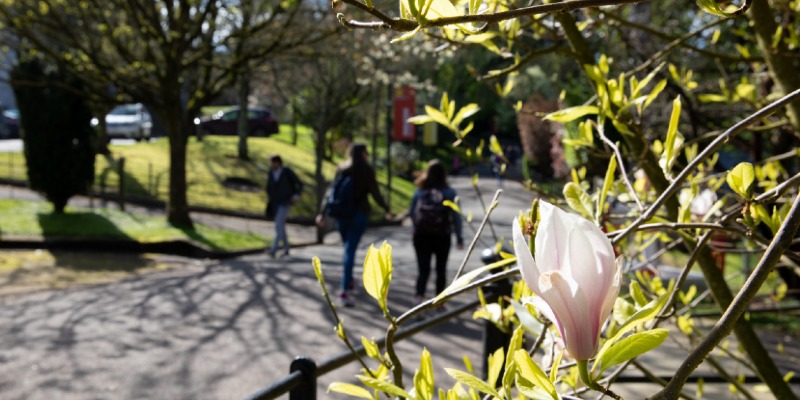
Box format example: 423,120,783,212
513,201,621,361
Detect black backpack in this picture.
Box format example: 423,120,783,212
413,188,450,234
325,173,357,219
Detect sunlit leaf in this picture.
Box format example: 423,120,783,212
358,375,413,398
542,106,599,123
563,182,593,219
726,162,756,199
595,329,669,374
445,368,500,398
327,382,373,399
513,350,558,399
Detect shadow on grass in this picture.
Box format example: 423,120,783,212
174,224,218,251
37,211,133,241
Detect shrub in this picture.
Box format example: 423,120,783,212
11,60,96,213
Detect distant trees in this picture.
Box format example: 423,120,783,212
11,60,95,213
0,0,331,227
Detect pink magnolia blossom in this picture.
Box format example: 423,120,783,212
513,201,621,360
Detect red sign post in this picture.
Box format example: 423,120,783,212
392,86,416,142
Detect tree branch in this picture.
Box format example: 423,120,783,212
652,190,800,400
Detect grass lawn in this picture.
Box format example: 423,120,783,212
0,198,268,252
0,126,416,218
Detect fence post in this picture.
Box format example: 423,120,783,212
289,356,317,400
480,248,513,386
117,157,126,211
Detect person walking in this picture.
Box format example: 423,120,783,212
266,155,303,258
409,160,464,303
316,142,393,307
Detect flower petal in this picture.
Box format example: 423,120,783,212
534,201,571,275
565,219,613,306
513,217,541,293
537,271,597,360
596,256,623,334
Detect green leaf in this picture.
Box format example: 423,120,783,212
644,79,667,109
597,156,617,221
424,105,453,129
595,329,669,374
312,256,326,286
595,290,670,367
445,368,500,398
357,375,412,398
727,162,756,199
511,300,544,333
452,103,481,127
487,347,504,390
433,257,516,303
513,350,558,399
613,297,636,325
563,182,594,219
443,199,461,214
698,94,728,103
543,106,599,123
362,242,393,310
664,96,682,170
362,336,381,361
327,382,374,399
391,25,422,43
630,281,648,307
489,135,504,157
414,348,435,400
408,114,434,125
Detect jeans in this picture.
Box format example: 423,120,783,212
269,204,291,253
413,233,451,296
336,211,368,292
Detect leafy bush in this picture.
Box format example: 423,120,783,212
11,60,96,213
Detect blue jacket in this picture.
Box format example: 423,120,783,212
408,186,464,245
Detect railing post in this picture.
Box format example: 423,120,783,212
117,157,126,211
480,248,513,386
289,356,317,400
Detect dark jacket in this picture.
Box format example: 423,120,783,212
408,186,464,245
267,167,303,206
322,163,390,215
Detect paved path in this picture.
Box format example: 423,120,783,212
1,175,798,399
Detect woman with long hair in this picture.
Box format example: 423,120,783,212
317,142,392,307
409,159,464,301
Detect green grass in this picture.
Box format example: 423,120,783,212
0,127,417,218
0,198,268,252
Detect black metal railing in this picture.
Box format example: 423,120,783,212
244,287,509,400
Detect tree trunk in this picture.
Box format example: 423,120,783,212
164,105,193,228
749,0,800,134
237,72,250,161
556,13,796,398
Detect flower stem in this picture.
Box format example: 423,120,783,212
577,360,623,400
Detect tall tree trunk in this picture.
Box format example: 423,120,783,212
556,12,796,399
164,104,193,228
749,0,800,134
238,71,250,161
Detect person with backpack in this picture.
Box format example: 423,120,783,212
316,142,393,307
266,155,303,258
409,159,464,302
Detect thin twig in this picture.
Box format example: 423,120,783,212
452,189,503,281
595,120,644,212
613,87,800,244
336,0,651,31
654,190,800,399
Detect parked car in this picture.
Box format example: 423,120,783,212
0,108,19,139
93,103,152,141
194,107,279,137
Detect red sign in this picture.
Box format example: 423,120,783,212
392,86,416,141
